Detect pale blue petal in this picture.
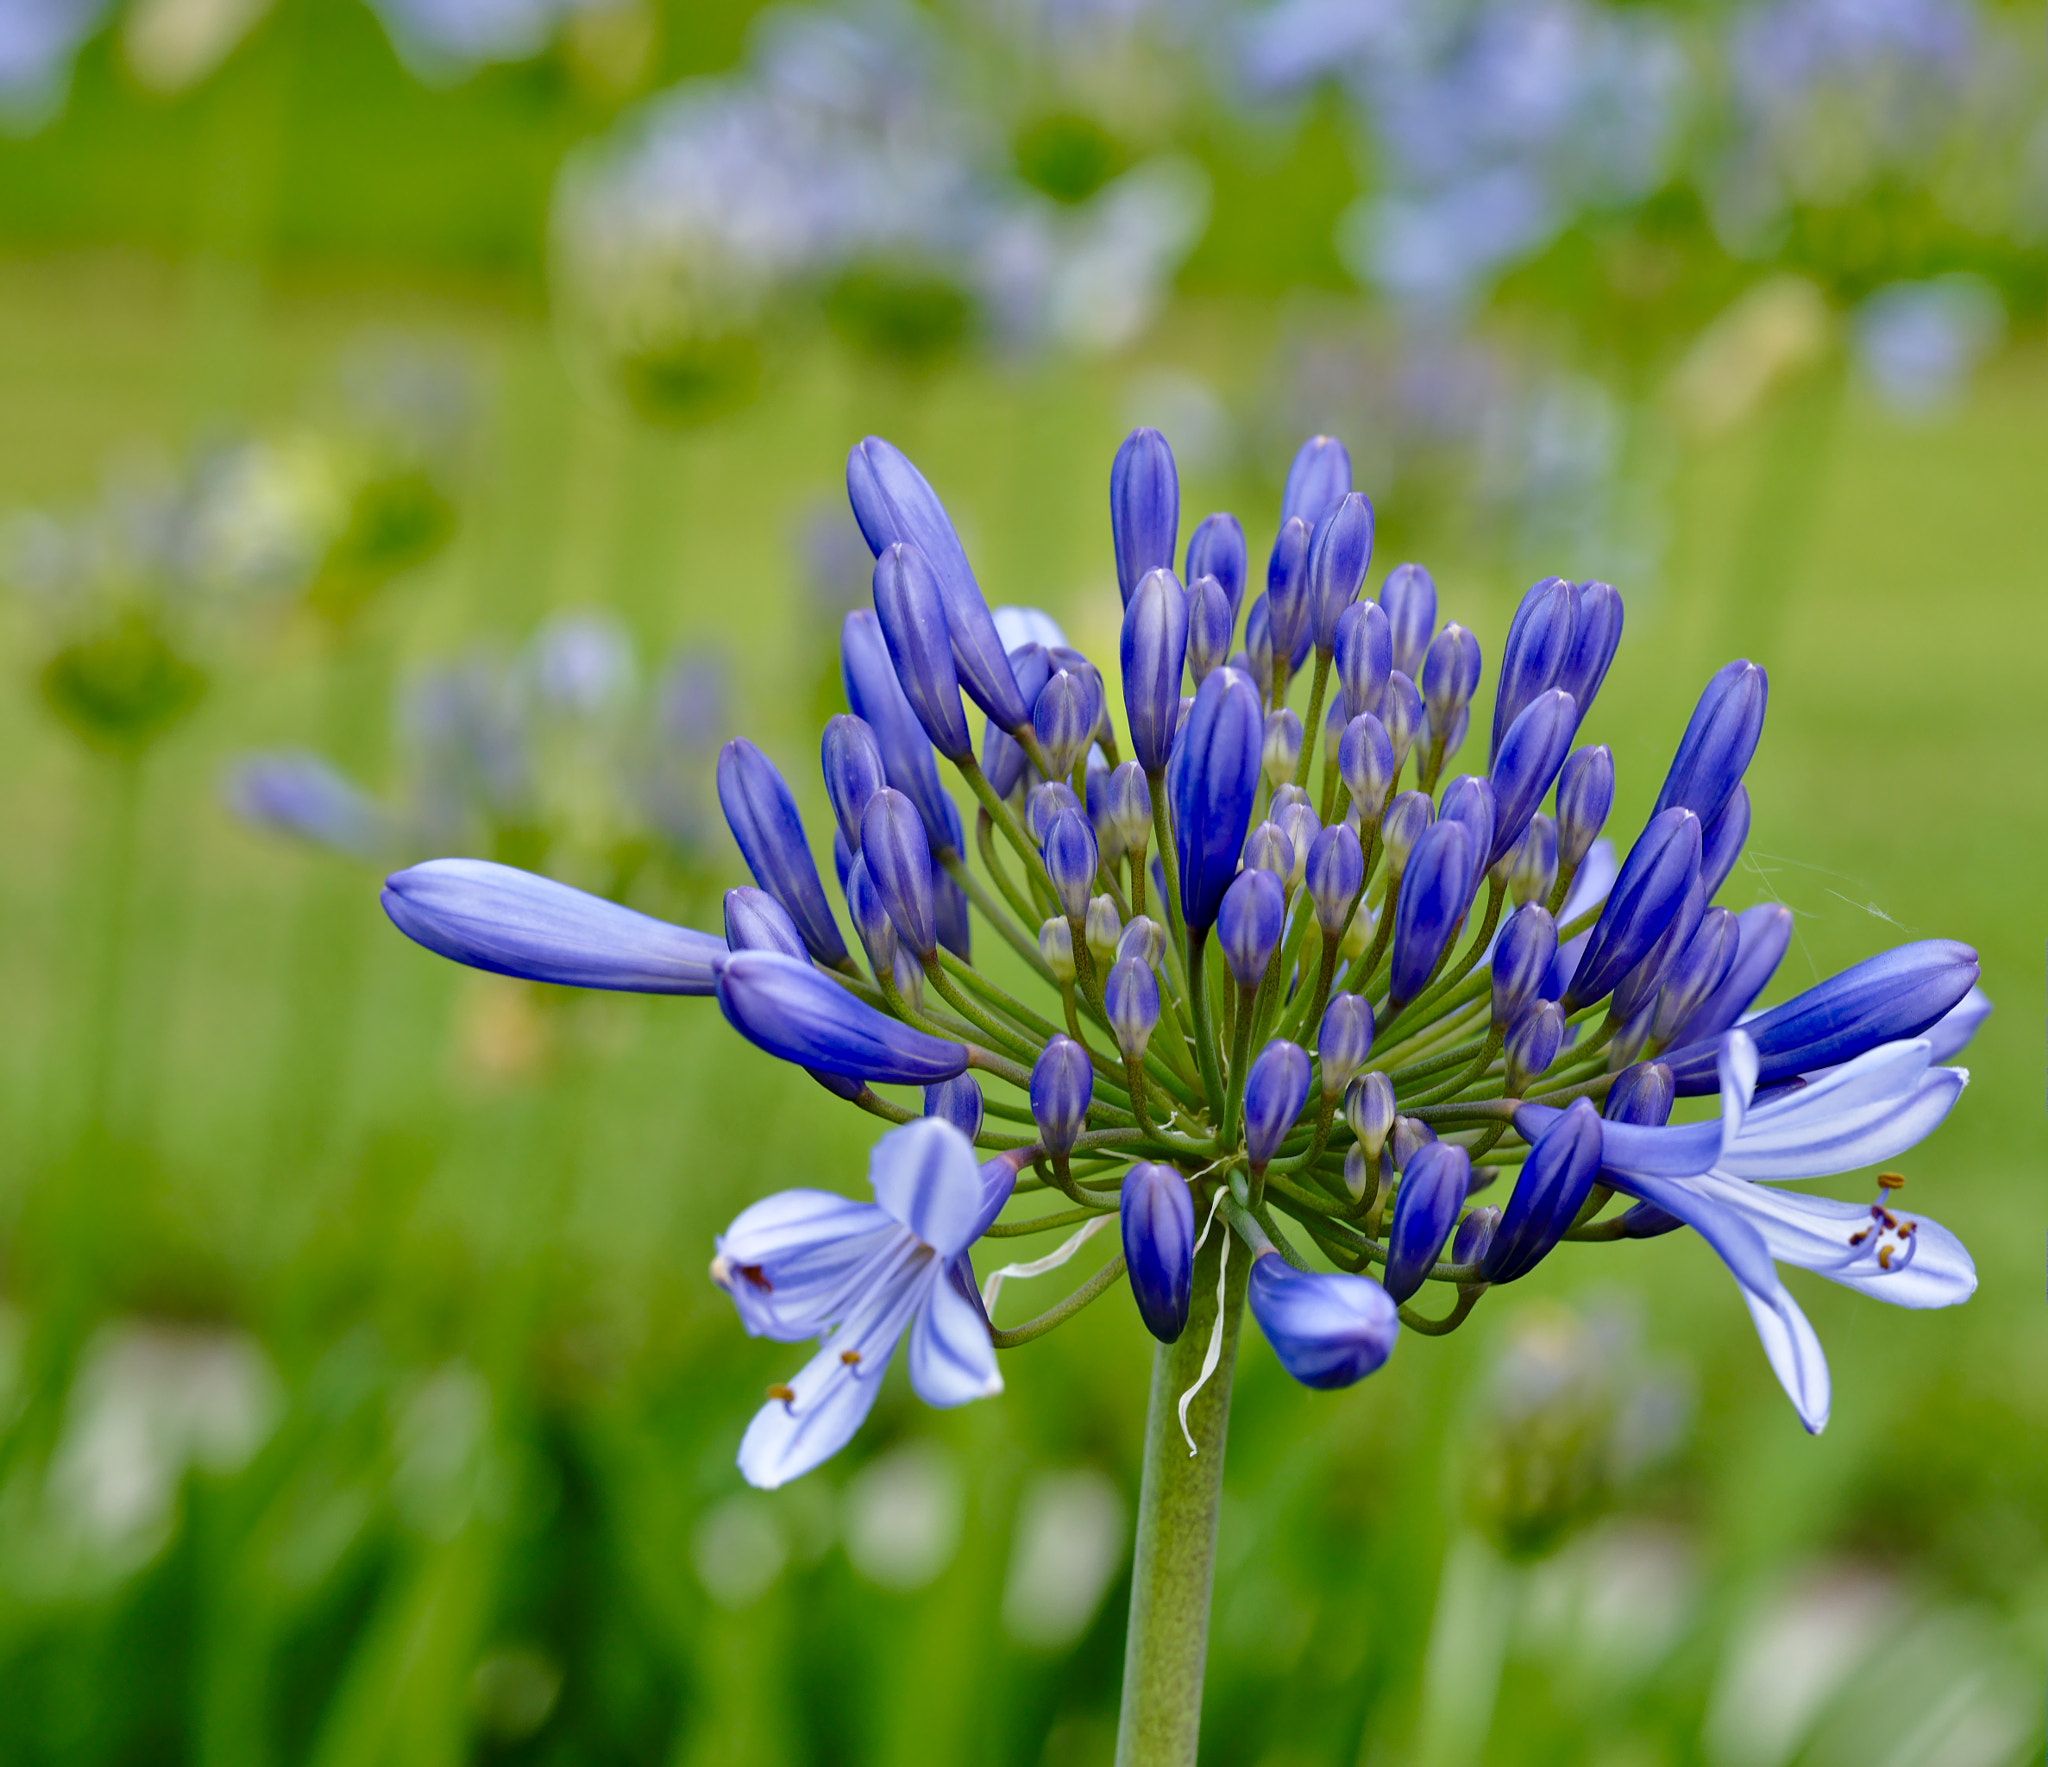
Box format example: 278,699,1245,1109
1599,1167,1778,1296
1721,1042,1966,1182
908,1261,1003,1408
869,1117,985,1256
1925,986,1991,1062
1718,1029,1758,1150
1737,1280,1831,1434
714,1190,902,1342
1559,837,1616,921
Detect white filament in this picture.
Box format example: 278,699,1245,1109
1178,1187,1231,1456
981,1214,1115,1315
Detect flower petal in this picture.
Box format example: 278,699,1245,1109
1737,1277,1831,1434
1722,1041,1966,1182
908,1261,1003,1408
868,1117,985,1256
714,1190,902,1342
1717,1029,1759,1152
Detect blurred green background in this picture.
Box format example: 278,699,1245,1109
0,0,2043,1761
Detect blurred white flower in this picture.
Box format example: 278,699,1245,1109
1001,1468,1126,1648
691,1493,792,1608
842,1442,961,1591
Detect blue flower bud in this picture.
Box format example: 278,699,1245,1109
842,610,964,859
1034,668,1101,782
872,542,973,760
924,1074,983,1141
1085,894,1122,970
846,437,1027,728
1491,577,1576,764
1437,777,1496,888
1042,805,1100,922
717,738,850,969
1121,567,1189,771
1384,1140,1471,1304
1170,666,1264,937
1249,1255,1397,1389
1652,659,1768,830
1389,820,1475,1010
891,945,928,1009
1217,866,1287,989
985,644,1054,797
844,853,897,977
1452,1206,1500,1266
1379,789,1435,878
1317,993,1374,1096
1487,688,1579,868
1663,938,1979,1095
1262,709,1302,789
1121,1162,1195,1342
859,787,939,957
1265,516,1313,668
1117,915,1166,968
1564,808,1702,1012
1026,780,1082,842
1243,595,1276,700
1030,1034,1093,1154
1423,701,1470,772
1380,670,1424,778
1605,1060,1675,1127
1610,872,1705,1025
1379,562,1437,680
1242,820,1294,880
1039,914,1076,981
1700,782,1749,899
1505,1000,1564,1093
1085,753,1123,867
1665,902,1793,1048
1281,433,1352,528
1650,906,1740,1045
1501,813,1558,906
1307,491,1374,651
937,875,971,975
1111,427,1180,607
1306,822,1365,936
229,753,387,859
1346,1069,1396,1159
1244,1039,1313,1169
1338,713,1397,822
1480,1097,1602,1283
1333,598,1392,721
1105,956,1160,1059
1421,622,1482,742
1491,905,1558,1031
1186,576,1235,683
715,949,967,1083
1106,760,1152,851
821,714,889,855
723,885,809,960
1554,744,1614,873
1541,933,1584,1003
1555,580,1623,716
1186,512,1247,622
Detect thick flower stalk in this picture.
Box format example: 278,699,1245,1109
379,426,1984,1766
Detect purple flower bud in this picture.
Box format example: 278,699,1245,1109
1248,1256,1398,1389
937,870,974,957
1170,666,1264,937
1650,906,1740,1045
1042,805,1100,921
1275,801,1320,885
1663,938,1979,1095
1384,1140,1470,1303
1026,780,1082,843
1379,789,1435,879
229,753,387,859
1423,701,1470,772
1307,491,1374,651
1111,427,1180,607
1118,918,1165,972
846,437,1027,728
717,738,850,969
1389,821,1475,1010
1333,598,1392,721
1282,434,1352,528
1453,1206,1500,1266
1121,1162,1195,1342
1379,562,1437,680
1317,993,1374,1096
1480,1097,1602,1283
1244,595,1276,700
844,854,897,977
1186,576,1235,683
1030,1034,1093,1154
821,714,889,855
1665,902,1793,1048
841,610,964,860
715,950,967,1083
1554,744,1614,872
1652,659,1768,830
1262,708,1303,788
1105,956,1161,1059
1491,905,1558,1031
1605,1060,1675,1126
924,1074,983,1141
1487,688,1579,868
1555,580,1623,716
1491,577,1576,764
1421,622,1482,742
1611,872,1706,1025
1505,1000,1564,1092
1185,513,1247,621
1306,821,1365,936
1105,760,1152,851
1085,753,1123,867
859,787,939,957
1034,669,1100,781
1437,777,1495,890
1039,914,1075,981
984,643,1054,797
1346,1069,1396,1159
383,860,726,993
1380,670,1424,777
1245,1039,1313,1168
1217,866,1286,989
1502,813,1558,906
1242,820,1294,880
872,542,973,760
723,885,808,959
1085,894,1121,969
1122,567,1190,771
1338,713,1397,822
1265,516,1313,667
1700,782,1750,899
1565,808,1702,1012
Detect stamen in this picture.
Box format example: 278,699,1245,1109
1878,1172,1906,1191
739,1263,772,1290
839,1349,861,1365
766,1383,795,1404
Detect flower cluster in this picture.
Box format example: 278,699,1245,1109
382,425,1983,1487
